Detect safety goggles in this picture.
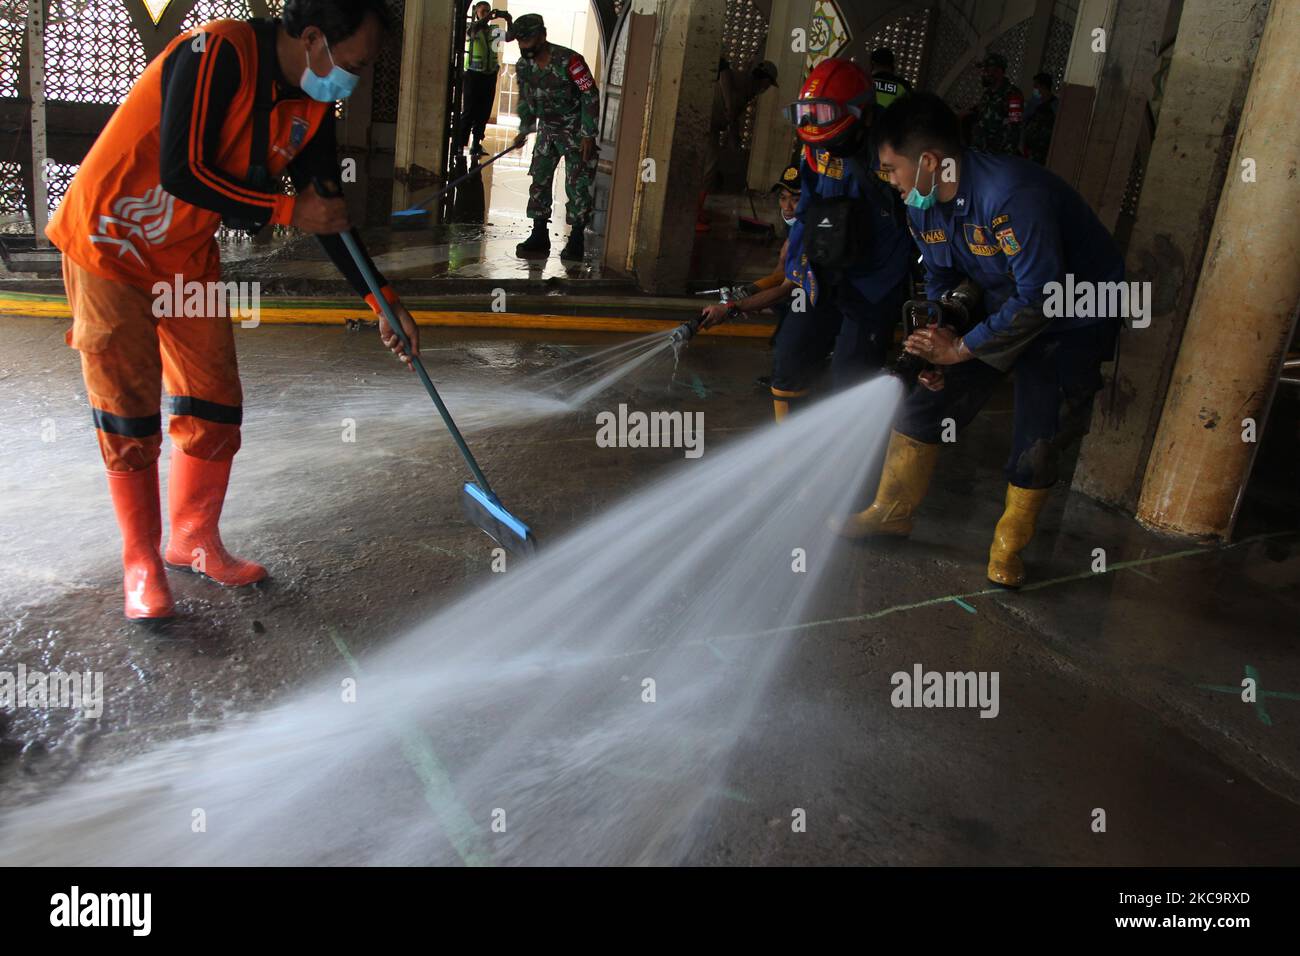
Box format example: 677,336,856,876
780,94,870,129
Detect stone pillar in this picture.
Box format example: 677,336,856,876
392,0,456,216
1135,0,1300,539
26,0,48,246
1046,0,1112,184
628,0,727,294
1072,0,1272,510
1017,0,1055,92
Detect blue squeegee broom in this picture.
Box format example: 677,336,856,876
316,179,537,556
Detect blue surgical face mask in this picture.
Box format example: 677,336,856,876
904,158,938,211
301,37,360,102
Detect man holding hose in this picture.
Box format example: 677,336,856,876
46,0,419,622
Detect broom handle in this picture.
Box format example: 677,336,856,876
400,140,524,213
332,222,495,497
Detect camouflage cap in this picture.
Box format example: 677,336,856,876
506,13,545,41
978,52,1007,70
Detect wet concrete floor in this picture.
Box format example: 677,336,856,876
1,313,1298,864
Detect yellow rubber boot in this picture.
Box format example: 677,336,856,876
831,430,939,538
771,386,809,423
986,485,1051,587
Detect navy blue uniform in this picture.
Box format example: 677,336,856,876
775,139,913,397
897,149,1124,488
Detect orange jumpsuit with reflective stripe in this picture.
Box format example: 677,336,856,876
47,18,385,471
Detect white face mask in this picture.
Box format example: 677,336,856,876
782,214,798,226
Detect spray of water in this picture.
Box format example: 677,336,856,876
0,376,901,866
530,332,676,409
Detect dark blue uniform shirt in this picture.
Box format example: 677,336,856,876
908,149,1124,353
786,141,913,307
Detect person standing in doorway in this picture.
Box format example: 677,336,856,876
457,3,507,159
508,13,600,262
697,58,779,231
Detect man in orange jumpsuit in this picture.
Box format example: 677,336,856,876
46,0,419,622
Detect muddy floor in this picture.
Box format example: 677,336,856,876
1,314,1298,865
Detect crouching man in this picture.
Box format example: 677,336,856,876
834,92,1124,588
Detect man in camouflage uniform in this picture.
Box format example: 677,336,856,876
508,13,600,261
968,52,1024,154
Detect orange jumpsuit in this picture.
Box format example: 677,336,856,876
48,18,389,472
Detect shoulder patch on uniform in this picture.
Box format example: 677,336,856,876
964,223,998,256
1007,90,1024,123
991,213,1009,228
813,150,844,179
995,225,1021,256
567,54,595,92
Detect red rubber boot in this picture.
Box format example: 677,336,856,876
105,464,175,621
164,450,266,587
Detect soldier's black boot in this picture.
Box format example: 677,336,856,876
515,218,550,258
559,226,585,262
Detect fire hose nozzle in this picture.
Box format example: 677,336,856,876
669,316,701,347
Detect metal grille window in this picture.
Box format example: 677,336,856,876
1120,142,1146,218
947,17,1031,110
928,5,966,92
866,8,931,88
0,0,25,100
0,160,29,234
180,0,255,32
42,160,79,214
370,0,404,123
1042,15,1074,91
720,0,768,150
45,0,146,104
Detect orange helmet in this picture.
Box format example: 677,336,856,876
783,59,873,147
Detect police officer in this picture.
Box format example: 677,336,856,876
508,13,600,261
869,47,911,109
967,52,1023,154
757,58,913,420
457,3,506,159
836,92,1124,588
